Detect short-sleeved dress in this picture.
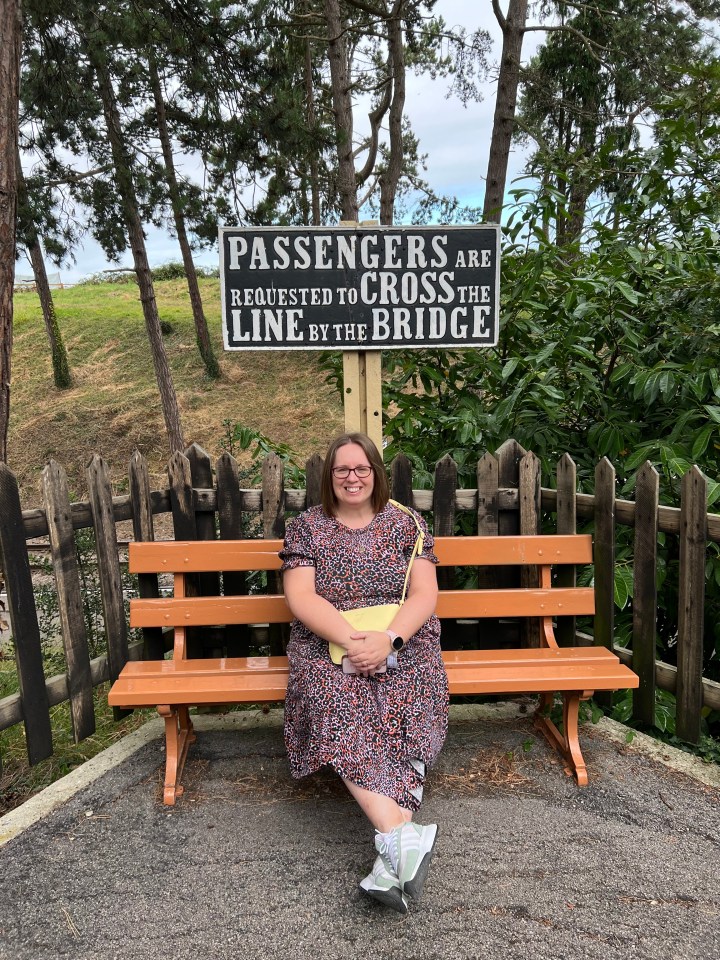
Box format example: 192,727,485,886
279,501,449,811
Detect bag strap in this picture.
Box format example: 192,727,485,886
388,499,425,605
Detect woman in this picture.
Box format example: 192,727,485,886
280,432,449,913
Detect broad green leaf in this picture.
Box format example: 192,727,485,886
613,565,634,610
691,424,714,461
502,358,520,381
613,280,640,304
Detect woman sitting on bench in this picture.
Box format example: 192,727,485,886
280,431,449,914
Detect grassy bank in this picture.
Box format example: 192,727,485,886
10,277,344,505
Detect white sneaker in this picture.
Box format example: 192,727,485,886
375,822,438,900
359,853,409,914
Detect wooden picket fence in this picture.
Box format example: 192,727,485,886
0,438,718,772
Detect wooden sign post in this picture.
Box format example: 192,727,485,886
342,348,383,453
341,220,383,453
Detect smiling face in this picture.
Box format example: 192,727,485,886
331,442,376,515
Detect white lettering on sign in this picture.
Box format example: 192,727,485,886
370,306,480,341
228,237,247,269
231,309,305,342
472,305,492,337
227,233,452,272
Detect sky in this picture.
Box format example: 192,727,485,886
17,2,544,285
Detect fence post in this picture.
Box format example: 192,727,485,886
187,442,217,540
432,454,457,542
676,466,707,743
556,453,577,646
390,453,413,508
519,452,541,647
0,464,53,764
476,452,499,537
475,452,499,608
495,440,525,621
129,450,163,660
433,454,459,645
594,457,616,653
215,451,248,655
306,454,324,508
262,453,287,655
186,443,221,600
496,439,525,538
519,451,540,535
216,451,243,540
632,462,659,726
168,450,196,539
166,451,207,654
86,455,129,714
42,460,95,741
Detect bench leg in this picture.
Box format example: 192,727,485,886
533,692,592,787
157,705,196,805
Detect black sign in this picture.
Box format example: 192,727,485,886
220,225,500,350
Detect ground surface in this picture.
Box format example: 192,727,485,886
1,705,718,960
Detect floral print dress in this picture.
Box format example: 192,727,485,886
279,501,449,811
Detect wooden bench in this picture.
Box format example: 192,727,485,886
109,534,639,804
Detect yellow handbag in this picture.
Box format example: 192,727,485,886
329,500,425,665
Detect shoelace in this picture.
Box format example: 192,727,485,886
376,828,400,872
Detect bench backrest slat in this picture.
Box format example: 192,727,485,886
129,534,593,574
131,595,292,627
433,534,592,566
129,540,285,573
130,586,594,629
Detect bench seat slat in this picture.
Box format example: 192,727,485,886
445,662,637,694
108,648,638,709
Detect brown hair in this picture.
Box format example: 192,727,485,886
320,432,390,517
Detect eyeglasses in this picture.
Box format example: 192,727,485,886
332,465,373,479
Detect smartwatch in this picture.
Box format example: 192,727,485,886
386,630,405,653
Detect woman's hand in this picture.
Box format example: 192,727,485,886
345,630,391,676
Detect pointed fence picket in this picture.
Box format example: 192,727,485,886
0,441,718,775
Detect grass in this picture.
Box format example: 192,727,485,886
0,685,153,817
11,277,344,504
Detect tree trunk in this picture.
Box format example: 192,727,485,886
0,0,22,463
85,35,185,453
379,2,405,225
566,97,599,242
148,54,220,380
16,149,72,389
324,0,358,221
484,0,528,223
304,34,321,226
28,237,72,388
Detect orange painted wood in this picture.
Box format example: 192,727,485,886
129,539,284,574
442,647,625,667
130,587,594,628
435,587,594,618
130,594,292,628
109,647,638,709
434,534,593,566
129,534,593,574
